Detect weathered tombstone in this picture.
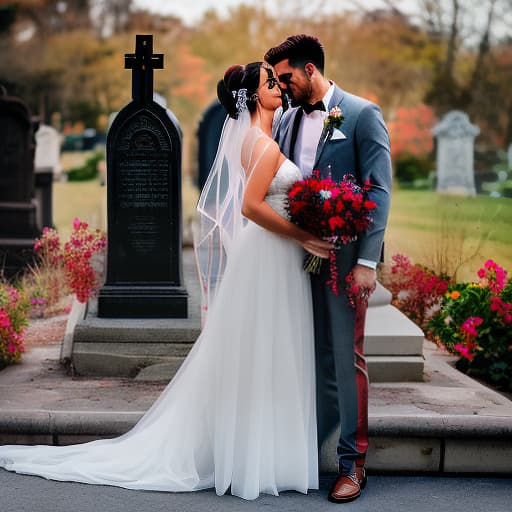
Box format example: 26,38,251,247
196,100,227,191
35,124,62,177
97,34,188,318
0,86,39,276
34,124,62,230
432,110,479,196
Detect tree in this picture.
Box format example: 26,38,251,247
385,0,512,146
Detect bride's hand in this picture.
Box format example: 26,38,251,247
301,237,334,259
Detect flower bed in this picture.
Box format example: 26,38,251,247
429,260,512,392
387,254,512,392
0,218,106,370
0,283,30,369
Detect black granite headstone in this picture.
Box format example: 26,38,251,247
97,35,188,318
0,86,40,277
196,100,227,191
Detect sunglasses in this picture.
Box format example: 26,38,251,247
259,76,279,90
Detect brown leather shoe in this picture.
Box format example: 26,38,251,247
328,472,361,503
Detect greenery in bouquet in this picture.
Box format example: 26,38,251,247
0,282,30,368
286,171,376,295
428,260,512,391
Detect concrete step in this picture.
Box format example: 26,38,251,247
70,250,425,381
72,348,424,382
367,356,424,382
365,305,424,356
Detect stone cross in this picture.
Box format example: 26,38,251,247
432,110,480,196
125,35,163,104
98,35,188,318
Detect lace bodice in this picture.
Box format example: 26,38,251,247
265,159,302,219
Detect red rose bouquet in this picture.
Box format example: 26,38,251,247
286,171,377,295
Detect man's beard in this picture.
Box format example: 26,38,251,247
288,82,313,107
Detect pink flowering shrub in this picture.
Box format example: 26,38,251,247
429,260,512,391
0,283,30,368
24,226,67,317
34,218,106,304
387,253,451,330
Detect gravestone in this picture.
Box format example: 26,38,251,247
35,124,62,177
197,100,227,191
97,34,188,318
433,111,479,196
34,124,62,230
0,86,40,276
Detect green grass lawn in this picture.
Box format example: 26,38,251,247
385,188,512,281
52,176,199,241
52,179,512,283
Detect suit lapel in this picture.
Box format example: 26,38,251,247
313,86,345,171
288,108,303,164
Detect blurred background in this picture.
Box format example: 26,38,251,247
1,0,511,279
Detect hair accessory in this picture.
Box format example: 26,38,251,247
235,88,248,114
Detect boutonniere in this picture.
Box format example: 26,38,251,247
324,106,344,130
322,106,345,144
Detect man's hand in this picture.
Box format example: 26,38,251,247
351,264,377,304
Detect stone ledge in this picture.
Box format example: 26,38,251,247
2,411,510,439
2,412,511,474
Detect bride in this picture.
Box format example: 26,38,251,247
0,62,332,501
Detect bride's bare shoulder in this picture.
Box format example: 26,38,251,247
241,130,280,170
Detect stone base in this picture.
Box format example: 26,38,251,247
97,284,188,318
0,199,39,277
0,237,36,278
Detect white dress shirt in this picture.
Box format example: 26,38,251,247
294,84,377,270
294,84,334,178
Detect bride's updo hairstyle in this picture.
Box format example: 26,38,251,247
217,62,264,119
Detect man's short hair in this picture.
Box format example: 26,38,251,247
264,34,325,74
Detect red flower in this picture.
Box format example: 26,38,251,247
328,216,345,231
286,172,377,296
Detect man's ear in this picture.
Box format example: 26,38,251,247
304,63,315,77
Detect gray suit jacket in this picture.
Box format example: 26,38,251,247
275,85,392,265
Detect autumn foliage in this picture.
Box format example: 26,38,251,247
387,104,436,160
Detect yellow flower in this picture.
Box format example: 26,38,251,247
449,291,461,300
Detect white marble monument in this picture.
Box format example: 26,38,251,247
433,111,479,196
34,124,62,178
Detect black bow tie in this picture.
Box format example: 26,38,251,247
301,101,326,115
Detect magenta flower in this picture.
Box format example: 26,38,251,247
0,309,11,328
454,343,475,361
477,259,507,294
461,316,483,337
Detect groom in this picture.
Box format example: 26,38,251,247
265,35,392,503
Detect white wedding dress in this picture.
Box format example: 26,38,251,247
0,159,318,501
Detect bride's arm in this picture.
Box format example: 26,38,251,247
241,139,332,258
